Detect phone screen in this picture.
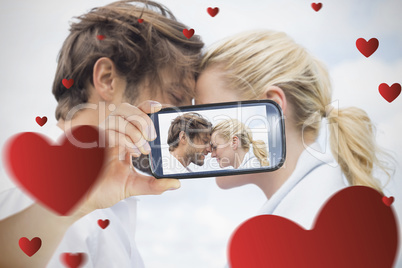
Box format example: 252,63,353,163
148,100,285,179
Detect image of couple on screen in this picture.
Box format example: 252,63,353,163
164,112,270,175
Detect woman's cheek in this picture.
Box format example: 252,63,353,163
215,175,249,189
215,177,232,189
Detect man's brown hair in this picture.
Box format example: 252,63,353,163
167,112,212,152
52,0,204,120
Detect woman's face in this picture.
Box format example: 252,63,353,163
196,66,258,189
210,131,234,168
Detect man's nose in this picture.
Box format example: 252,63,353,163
205,145,212,153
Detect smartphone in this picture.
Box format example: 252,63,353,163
148,100,286,179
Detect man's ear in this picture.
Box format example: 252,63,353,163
261,86,287,114
179,131,187,145
92,57,121,102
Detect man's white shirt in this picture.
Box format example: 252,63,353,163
163,151,192,175
0,125,144,268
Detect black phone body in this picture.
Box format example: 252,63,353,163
149,100,286,179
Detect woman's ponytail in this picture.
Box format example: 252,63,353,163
327,107,392,194
251,139,270,167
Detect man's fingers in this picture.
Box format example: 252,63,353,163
106,116,151,154
149,178,181,194
107,129,143,158
137,100,162,114
126,174,181,196
109,103,157,141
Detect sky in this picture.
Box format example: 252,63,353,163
0,0,401,267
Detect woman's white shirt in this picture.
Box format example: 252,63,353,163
258,142,348,229
225,143,347,268
237,147,262,169
0,125,144,268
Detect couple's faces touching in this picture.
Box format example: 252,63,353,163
93,58,276,189
92,57,194,114
195,65,242,170
184,133,211,166
195,65,275,190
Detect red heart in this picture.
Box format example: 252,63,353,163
356,38,379,57
379,83,401,103
18,237,42,257
4,125,105,215
207,7,219,17
96,35,105,40
35,116,47,127
138,18,144,23
98,219,110,229
61,252,86,268
62,78,74,89
383,196,395,206
183,28,195,39
311,3,322,12
229,186,398,268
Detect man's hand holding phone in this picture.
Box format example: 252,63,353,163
73,100,180,218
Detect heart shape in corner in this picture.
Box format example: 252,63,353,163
229,186,398,268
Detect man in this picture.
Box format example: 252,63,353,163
0,1,203,267
164,113,212,174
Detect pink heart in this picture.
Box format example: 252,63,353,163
61,252,86,268
183,29,195,39
98,219,110,229
4,126,105,215
382,196,395,206
35,116,47,127
229,186,398,268
379,83,401,103
311,3,322,12
356,38,379,58
207,7,219,17
62,78,74,89
19,237,42,257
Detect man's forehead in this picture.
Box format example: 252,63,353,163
198,132,211,140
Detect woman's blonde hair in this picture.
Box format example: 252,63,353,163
201,30,392,193
212,119,270,167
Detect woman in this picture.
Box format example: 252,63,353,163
210,118,270,169
195,30,391,230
